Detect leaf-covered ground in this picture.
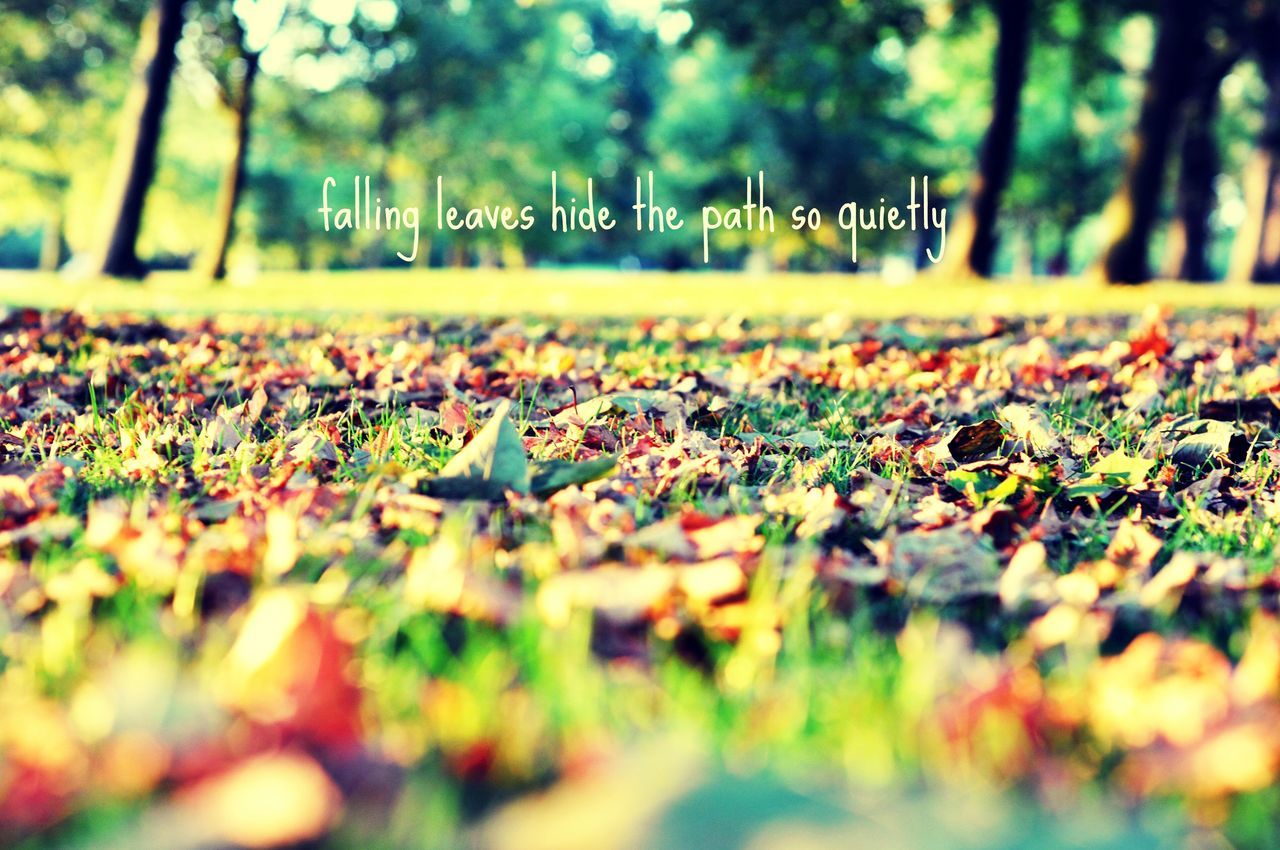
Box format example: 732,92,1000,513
4,305,1280,847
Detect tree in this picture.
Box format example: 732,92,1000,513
944,0,1032,278
685,0,929,268
0,1,143,270
1163,49,1238,281
92,0,189,278
999,2,1135,276
1097,0,1211,284
685,0,1046,276
192,0,285,280
1227,3,1280,283
348,0,543,266
202,45,259,280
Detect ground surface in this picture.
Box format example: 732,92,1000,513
3,280,1280,847
6,269,1280,317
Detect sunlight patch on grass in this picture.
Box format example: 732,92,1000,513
2,269,1279,318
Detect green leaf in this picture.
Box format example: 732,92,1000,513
529,455,618,497
424,400,530,499
947,467,1019,506
1063,481,1114,499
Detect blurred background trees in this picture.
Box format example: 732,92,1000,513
2,0,1280,282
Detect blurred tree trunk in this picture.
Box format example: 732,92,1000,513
1242,108,1280,283
365,110,399,268
1047,233,1071,276
296,231,313,270
945,0,1031,278
1098,0,1206,284
201,50,261,282
1228,128,1276,282
93,0,187,279
1015,221,1037,277
39,203,66,272
450,243,470,268
1228,12,1280,283
1163,56,1233,282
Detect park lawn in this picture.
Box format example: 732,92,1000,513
3,278,1280,847
5,268,1280,318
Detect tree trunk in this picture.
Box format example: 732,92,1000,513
1047,235,1071,276
201,50,260,281
92,0,187,279
1164,58,1231,282
1098,0,1206,284
365,109,398,268
1228,14,1280,283
1227,139,1276,283
945,0,1031,278
1248,124,1280,282
39,204,65,272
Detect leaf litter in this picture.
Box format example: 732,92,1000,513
2,306,1280,845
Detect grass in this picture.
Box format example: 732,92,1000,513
4,267,1280,318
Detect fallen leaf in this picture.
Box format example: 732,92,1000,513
999,541,1056,610
1199,397,1280,426
873,526,1001,603
942,420,1005,463
426,400,530,499
174,750,342,848
1090,451,1155,486
529,455,617,497
998,404,1066,456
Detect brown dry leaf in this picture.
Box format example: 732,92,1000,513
998,541,1056,610
223,590,364,747
625,518,697,559
1233,613,1280,705
1137,552,1200,610
1117,708,1280,798
1095,630,1280,799
765,486,856,540
262,508,301,577
998,403,1067,456
1089,634,1233,751
405,535,519,625
942,419,1005,463
537,565,676,628
537,558,746,630
1199,396,1280,427
0,475,36,518
676,557,747,611
1105,518,1163,572
685,515,763,559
